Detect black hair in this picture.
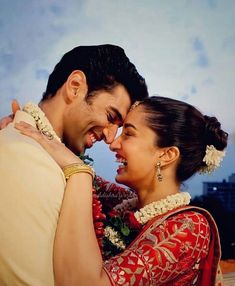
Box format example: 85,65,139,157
41,44,148,103
139,96,228,182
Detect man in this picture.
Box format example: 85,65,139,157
0,44,148,285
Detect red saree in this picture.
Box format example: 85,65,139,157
96,177,222,285
103,206,222,286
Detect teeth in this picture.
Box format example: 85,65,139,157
90,133,96,143
116,157,127,166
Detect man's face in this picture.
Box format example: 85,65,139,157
62,84,131,154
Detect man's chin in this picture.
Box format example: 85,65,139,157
66,143,84,156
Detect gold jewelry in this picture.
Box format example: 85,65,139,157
40,130,54,140
62,163,95,181
130,101,142,111
156,162,163,182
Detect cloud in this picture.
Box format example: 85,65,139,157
191,85,197,94
49,3,64,16
0,0,234,195
223,34,235,54
192,37,209,67
207,0,217,9
35,69,49,80
193,37,204,51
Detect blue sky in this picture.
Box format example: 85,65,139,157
0,0,234,197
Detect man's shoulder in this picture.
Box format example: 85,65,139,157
0,110,35,141
0,110,64,175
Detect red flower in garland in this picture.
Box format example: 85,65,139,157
108,209,119,218
124,210,142,230
92,188,106,249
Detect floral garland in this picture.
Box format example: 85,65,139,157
22,103,193,260
102,192,191,259
199,145,226,174
23,103,106,245
23,102,61,142
134,192,191,224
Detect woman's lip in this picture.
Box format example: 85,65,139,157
116,165,126,174
115,153,125,159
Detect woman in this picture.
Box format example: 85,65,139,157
15,96,227,286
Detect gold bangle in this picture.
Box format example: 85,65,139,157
62,163,95,181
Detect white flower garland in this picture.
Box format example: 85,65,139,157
104,192,191,251
23,102,61,142
113,192,191,225
104,226,126,250
134,192,191,224
199,145,226,174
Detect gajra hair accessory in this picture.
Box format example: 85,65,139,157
199,145,226,174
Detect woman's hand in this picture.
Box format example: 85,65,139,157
14,121,83,168
0,100,21,129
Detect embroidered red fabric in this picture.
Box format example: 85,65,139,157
95,177,221,285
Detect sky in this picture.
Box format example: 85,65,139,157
0,0,234,198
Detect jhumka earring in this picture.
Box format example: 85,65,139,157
156,162,163,182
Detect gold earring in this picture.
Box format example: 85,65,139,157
156,162,163,182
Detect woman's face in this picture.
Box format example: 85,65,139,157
110,106,162,189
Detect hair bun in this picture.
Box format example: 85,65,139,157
204,115,228,150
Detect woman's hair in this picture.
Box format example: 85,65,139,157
139,96,228,182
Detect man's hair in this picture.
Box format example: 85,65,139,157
41,44,148,103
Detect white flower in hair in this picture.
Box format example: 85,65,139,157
200,145,226,174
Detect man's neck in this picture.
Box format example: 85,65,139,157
38,97,64,139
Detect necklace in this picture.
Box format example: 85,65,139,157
134,192,191,224
23,102,61,142
103,192,191,259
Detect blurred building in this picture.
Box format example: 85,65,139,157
203,173,235,212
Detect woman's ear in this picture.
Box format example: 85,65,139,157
158,146,180,167
65,70,88,103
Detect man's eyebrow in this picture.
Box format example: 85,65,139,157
123,123,137,130
109,107,123,122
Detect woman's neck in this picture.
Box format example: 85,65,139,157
136,180,181,208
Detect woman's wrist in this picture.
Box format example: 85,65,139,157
62,163,95,181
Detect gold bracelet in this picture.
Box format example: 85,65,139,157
62,163,95,181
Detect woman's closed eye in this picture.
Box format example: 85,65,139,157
124,132,132,137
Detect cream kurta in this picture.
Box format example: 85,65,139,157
0,110,65,286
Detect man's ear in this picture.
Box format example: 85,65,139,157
65,70,88,103
158,146,180,167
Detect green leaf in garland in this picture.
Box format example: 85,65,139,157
79,153,94,165
110,216,123,228
121,224,130,236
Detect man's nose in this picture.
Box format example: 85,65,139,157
109,134,121,151
103,124,119,144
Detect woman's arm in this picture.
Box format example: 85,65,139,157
54,173,110,286
14,122,111,286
